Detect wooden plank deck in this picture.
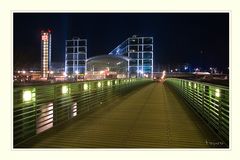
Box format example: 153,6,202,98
18,82,224,148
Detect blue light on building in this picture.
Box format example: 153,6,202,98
109,35,153,78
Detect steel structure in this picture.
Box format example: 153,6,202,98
165,78,229,145
14,78,151,147
86,55,130,79
65,37,87,75
41,30,52,78
109,35,153,78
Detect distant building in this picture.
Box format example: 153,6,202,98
41,29,52,78
109,35,153,78
65,37,87,75
86,55,129,80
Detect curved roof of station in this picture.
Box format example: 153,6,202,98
87,55,131,62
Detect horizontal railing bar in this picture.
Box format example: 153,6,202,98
165,78,229,146
14,78,152,147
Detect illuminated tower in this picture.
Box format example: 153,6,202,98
41,29,52,78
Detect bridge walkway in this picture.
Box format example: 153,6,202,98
20,82,221,148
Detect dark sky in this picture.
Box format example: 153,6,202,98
14,13,229,71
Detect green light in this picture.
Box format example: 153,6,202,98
107,81,111,86
23,90,32,102
188,82,191,87
97,82,101,88
84,83,88,90
215,88,220,97
194,83,197,89
115,80,118,85
32,92,36,101
62,86,68,94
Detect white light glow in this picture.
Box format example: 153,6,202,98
97,82,101,88
72,102,77,117
84,83,88,90
36,103,53,134
23,90,32,102
215,89,221,97
161,70,166,79
62,86,68,94
194,83,197,89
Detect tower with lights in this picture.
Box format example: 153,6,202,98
41,29,52,78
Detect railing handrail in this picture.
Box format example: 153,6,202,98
165,78,229,146
167,78,229,90
14,78,141,90
14,78,152,147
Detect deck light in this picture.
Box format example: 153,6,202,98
97,82,101,88
215,89,220,97
23,90,32,102
107,81,111,86
84,83,88,90
62,86,68,94
194,83,197,89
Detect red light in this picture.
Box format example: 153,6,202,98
42,34,48,41
48,29,51,33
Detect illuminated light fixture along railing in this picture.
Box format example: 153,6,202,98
215,88,221,97
194,83,197,89
97,82,102,88
84,83,88,91
23,90,32,102
107,81,111,86
62,86,69,95
188,82,191,87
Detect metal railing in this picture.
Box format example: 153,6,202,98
165,78,229,146
14,78,152,147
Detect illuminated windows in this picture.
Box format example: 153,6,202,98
65,38,87,76
41,30,51,78
109,36,153,78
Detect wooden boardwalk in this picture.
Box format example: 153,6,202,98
19,83,223,148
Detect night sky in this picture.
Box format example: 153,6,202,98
14,13,229,71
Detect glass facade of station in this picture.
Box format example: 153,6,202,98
86,55,129,80
65,37,87,75
109,35,153,78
